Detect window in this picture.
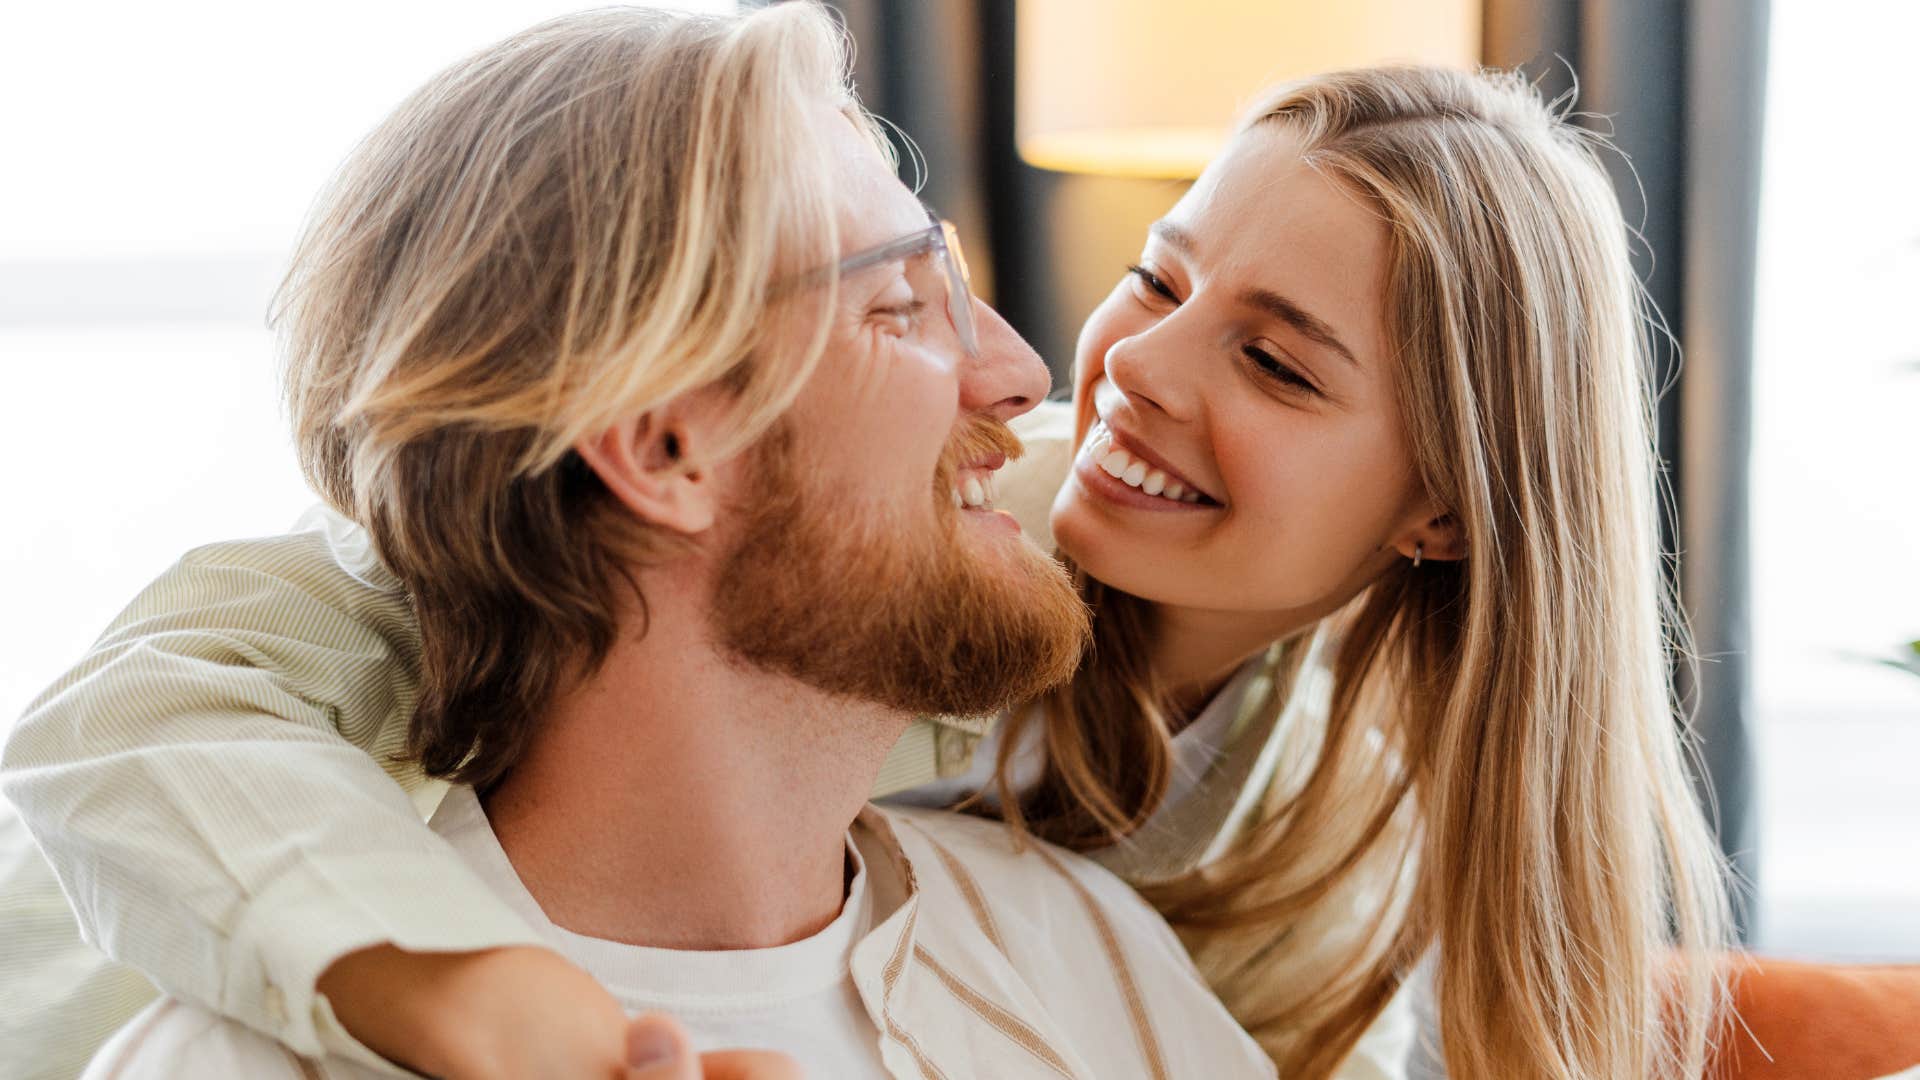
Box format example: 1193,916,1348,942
0,1,735,741
1751,0,1920,958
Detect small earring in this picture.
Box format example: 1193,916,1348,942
1412,541,1424,569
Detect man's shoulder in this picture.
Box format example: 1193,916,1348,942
82,998,336,1080
870,805,1277,1078
874,805,1193,973
879,804,1111,891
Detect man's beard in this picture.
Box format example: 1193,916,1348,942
711,417,1091,717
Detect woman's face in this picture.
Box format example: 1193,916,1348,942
1050,124,1438,617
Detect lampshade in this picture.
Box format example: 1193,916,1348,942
1016,0,1482,178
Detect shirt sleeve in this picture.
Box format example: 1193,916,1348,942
1,507,542,1068
81,998,336,1080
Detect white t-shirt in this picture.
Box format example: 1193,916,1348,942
84,786,892,1080
431,787,891,1078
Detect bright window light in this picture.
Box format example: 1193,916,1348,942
1751,0,1920,958
1,1,735,735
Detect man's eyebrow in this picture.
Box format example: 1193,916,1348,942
1147,220,1357,367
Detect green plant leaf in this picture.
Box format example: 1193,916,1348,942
1887,639,1920,678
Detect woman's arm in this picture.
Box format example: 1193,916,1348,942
2,504,980,1078
1,400,1074,1074
1,510,547,1071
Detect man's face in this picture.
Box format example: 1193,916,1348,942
711,106,1090,716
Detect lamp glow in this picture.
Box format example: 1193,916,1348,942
1017,0,1482,178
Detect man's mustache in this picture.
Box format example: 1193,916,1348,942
934,416,1024,493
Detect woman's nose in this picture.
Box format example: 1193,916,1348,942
1102,322,1197,422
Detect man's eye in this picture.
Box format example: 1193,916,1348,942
1126,264,1178,303
870,300,927,333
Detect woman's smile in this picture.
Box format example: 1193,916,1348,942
1071,417,1224,514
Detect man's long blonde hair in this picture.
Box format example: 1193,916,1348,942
274,3,884,785
1000,66,1732,1079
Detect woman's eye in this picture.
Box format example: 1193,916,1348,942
1244,345,1319,396
1126,264,1179,304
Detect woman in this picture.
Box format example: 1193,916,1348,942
2,27,1729,1080
1003,68,1732,1078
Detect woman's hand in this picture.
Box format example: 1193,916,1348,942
627,1013,803,1080
320,943,801,1078
320,943,626,1077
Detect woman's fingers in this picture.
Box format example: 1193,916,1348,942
625,1014,697,1080
625,1014,805,1080
697,1050,806,1080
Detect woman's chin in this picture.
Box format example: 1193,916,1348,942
1051,498,1175,603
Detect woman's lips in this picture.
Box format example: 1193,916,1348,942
1073,423,1222,513
1086,420,1219,501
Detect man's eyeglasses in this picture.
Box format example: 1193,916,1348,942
804,210,979,357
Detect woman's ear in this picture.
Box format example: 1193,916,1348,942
572,405,721,537
1392,509,1466,564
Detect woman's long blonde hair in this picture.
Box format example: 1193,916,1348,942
999,66,1732,1079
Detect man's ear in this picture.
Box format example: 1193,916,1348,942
572,404,723,537
1391,508,1466,565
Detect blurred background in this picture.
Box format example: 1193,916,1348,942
2,0,1915,960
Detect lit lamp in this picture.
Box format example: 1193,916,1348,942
1017,0,1483,179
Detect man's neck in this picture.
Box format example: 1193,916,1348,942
483,582,905,951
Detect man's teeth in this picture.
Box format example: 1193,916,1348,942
1087,430,1202,503
953,471,997,509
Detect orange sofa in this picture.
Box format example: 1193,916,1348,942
1715,958,1920,1080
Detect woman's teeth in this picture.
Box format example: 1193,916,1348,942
1085,427,1202,503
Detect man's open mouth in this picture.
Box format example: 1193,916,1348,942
950,456,1006,509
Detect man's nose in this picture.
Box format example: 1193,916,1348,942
959,300,1051,422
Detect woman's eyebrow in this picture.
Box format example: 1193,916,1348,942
1148,219,1357,366
1149,219,1195,253
1238,287,1357,366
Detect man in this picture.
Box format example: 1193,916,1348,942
9,5,1273,1078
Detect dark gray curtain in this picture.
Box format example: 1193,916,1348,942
825,0,1770,936
1484,0,1771,938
